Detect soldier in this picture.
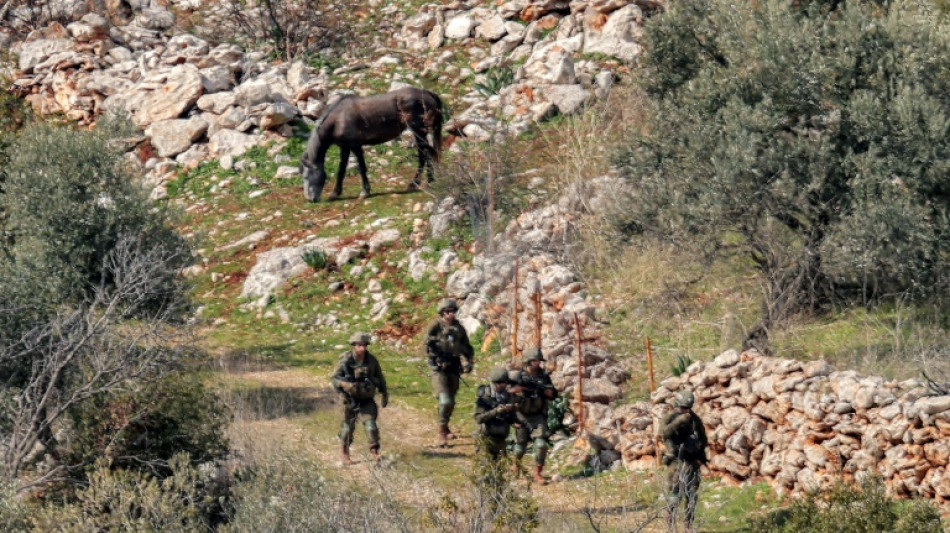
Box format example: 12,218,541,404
512,347,558,484
660,390,708,533
426,298,474,447
332,332,388,465
474,366,519,459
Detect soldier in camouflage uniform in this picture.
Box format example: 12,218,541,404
660,390,708,533
332,332,388,465
474,366,519,459
426,298,474,447
511,347,558,484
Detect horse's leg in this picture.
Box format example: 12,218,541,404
327,147,349,201
353,146,370,199
409,124,433,188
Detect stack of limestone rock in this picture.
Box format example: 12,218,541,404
604,349,950,502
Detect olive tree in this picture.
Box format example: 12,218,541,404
617,0,950,345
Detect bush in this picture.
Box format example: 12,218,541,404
749,476,943,533
30,454,228,533
302,248,328,270
425,453,539,533
223,457,411,532
61,373,230,483
618,0,950,341
0,482,31,532
0,118,206,487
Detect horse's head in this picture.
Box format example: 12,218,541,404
300,160,326,202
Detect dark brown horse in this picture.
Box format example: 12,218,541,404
299,87,444,202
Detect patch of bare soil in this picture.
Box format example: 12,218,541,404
222,364,669,531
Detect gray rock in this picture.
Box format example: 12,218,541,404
146,117,208,157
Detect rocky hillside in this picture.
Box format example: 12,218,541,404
4,0,654,198
4,0,950,516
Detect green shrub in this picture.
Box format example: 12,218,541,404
0,482,31,532
31,454,228,533
223,457,411,533
426,453,539,533
302,248,329,270
670,354,693,377
749,476,943,533
61,373,230,482
620,0,950,339
473,66,514,97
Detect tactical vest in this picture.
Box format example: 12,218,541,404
348,361,376,400
477,385,514,438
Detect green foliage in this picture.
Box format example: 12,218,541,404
0,119,192,316
670,354,693,377
301,248,328,270
473,66,514,97
619,0,950,331
61,373,230,481
426,453,539,532
31,454,228,533
0,482,31,532
223,457,411,532
748,476,942,533
0,76,31,134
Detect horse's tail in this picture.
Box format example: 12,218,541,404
428,90,444,163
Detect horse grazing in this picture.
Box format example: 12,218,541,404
299,87,444,202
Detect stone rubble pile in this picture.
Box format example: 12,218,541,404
5,0,662,198
432,175,633,416
603,348,950,502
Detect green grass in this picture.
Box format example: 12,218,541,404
699,481,779,533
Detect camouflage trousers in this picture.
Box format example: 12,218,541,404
431,371,460,425
666,459,701,531
340,398,379,449
513,413,550,465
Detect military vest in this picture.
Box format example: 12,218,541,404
477,385,515,438
346,357,376,400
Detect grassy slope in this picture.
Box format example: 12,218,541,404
165,0,950,526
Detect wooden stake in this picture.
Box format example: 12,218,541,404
534,286,542,349
646,336,661,467
573,312,585,432
510,258,519,362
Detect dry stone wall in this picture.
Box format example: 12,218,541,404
607,349,950,503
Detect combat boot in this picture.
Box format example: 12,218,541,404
532,464,549,485
510,458,522,478
438,424,449,448
341,444,353,465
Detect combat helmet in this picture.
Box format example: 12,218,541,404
522,348,544,363
489,366,510,383
349,332,371,345
438,298,459,314
674,390,695,408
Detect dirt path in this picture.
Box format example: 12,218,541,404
222,362,669,532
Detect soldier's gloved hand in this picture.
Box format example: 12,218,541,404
339,382,354,393
462,361,473,374
381,393,389,408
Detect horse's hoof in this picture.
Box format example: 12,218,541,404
406,182,421,192
358,190,369,200
326,192,340,201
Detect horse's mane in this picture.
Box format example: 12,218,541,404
303,94,357,164
313,94,356,131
